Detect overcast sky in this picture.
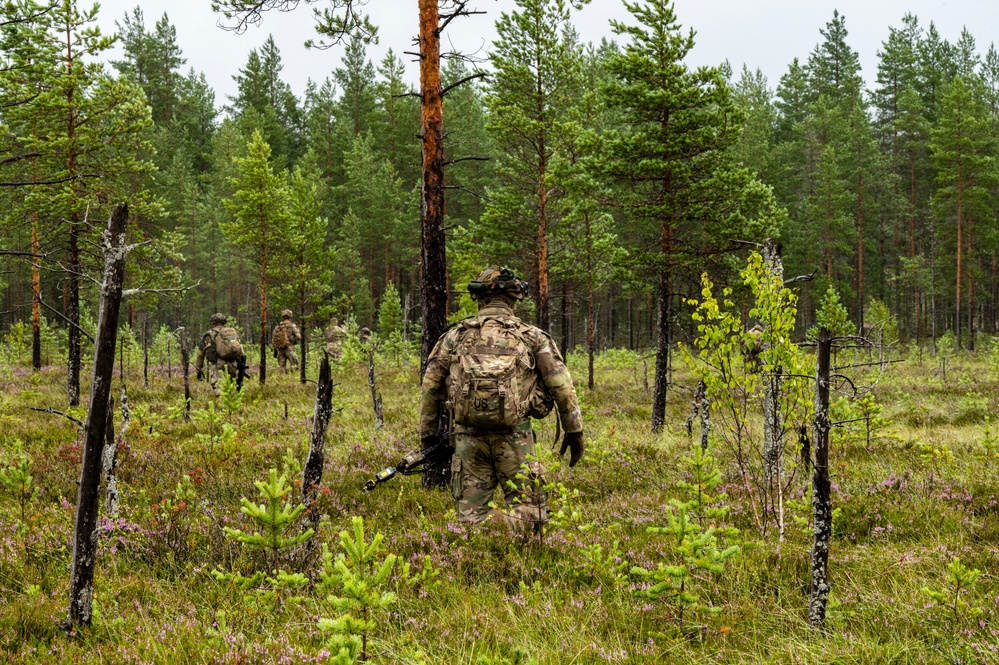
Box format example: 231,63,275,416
92,0,998,106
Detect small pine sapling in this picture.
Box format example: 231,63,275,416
0,440,38,525
630,448,740,637
192,401,238,466
214,469,314,611
923,557,982,628
217,371,243,421
317,516,398,663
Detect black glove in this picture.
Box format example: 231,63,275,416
272,347,278,358
196,369,204,381
559,431,585,468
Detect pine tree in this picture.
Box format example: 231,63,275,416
484,0,584,332
601,0,784,432
18,0,155,404
223,129,290,384
930,75,996,347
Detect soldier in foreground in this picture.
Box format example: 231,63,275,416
419,267,584,530
271,309,301,373
324,317,346,360
195,313,245,396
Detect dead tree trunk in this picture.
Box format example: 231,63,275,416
762,239,784,537
303,355,334,535
101,387,128,518
142,316,149,388
178,328,191,422
66,203,128,628
809,327,832,631
368,347,384,429
683,379,710,451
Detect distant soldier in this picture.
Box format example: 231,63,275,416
359,326,372,345
324,317,347,360
419,267,584,531
271,309,301,373
195,313,245,396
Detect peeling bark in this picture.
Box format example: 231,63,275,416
809,328,832,631
101,387,128,518
761,239,784,536
66,204,128,628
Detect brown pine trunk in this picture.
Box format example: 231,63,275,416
586,214,595,390
31,216,41,370
956,172,963,348
66,204,129,628
419,0,449,489
64,17,82,406
651,266,672,433
856,174,864,332
259,226,267,385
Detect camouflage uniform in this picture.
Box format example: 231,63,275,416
420,291,583,530
324,318,347,360
272,310,301,373
195,318,239,397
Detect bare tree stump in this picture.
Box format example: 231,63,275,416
368,347,384,429
303,355,334,535
66,203,128,628
177,328,191,422
809,327,832,631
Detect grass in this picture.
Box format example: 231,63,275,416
0,342,998,664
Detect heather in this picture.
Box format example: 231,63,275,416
1,344,997,664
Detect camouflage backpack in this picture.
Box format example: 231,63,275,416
272,322,291,350
206,326,243,362
448,315,538,430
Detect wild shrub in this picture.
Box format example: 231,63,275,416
923,557,982,628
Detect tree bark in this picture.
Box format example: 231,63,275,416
31,215,41,371
303,355,334,535
651,268,672,433
809,327,832,631
761,239,784,524
178,329,191,422
66,203,128,628
418,0,450,489
368,347,384,429
259,231,268,385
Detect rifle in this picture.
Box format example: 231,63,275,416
236,353,250,391
363,433,454,492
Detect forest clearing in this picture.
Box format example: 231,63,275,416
0,340,997,663
3,0,999,662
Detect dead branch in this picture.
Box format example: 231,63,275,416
30,407,85,428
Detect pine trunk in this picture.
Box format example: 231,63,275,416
419,0,450,489
31,216,41,370
651,268,672,433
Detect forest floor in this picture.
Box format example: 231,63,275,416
0,345,997,664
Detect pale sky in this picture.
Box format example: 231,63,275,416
91,0,999,108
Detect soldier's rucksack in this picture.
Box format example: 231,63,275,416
448,316,537,430
272,322,290,350
209,326,243,362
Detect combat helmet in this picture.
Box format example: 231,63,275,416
281,309,293,320
468,266,529,301
209,312,227,326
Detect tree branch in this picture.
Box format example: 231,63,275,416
29,407,85,428
441,71,486,97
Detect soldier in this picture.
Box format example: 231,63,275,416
324,317,347,360
419,267,584,531
359,326,372,345
271,309,301,373
195,313,245,396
